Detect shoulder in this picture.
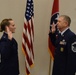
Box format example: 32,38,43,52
64,29,76,39
68,30,76,52
64,29,76,44
67,29,76,41
69,30,76,40
1,32,8,41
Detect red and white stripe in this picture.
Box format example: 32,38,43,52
22,16,34,75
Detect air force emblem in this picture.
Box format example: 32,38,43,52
72,42,76,52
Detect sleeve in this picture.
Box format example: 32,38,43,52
49,32,57,46
66,34,76,75
0,39,13,62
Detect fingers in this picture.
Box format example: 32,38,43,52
6,26,12,40
6,26,10,33
51,22,56,33
50,23,57,28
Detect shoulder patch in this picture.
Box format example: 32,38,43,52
72,42,76,52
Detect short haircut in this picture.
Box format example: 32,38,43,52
60,15,71,26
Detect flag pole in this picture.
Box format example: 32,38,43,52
49,57,51,75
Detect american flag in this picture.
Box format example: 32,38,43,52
22,0,34,75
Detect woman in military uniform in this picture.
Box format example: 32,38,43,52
0,18,19,75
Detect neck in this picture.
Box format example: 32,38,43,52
59,27,69,32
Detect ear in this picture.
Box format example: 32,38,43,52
64,21,68,27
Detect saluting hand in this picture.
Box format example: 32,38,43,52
51,23,56,33
6,26,12,40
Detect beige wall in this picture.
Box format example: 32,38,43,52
0,0,76,75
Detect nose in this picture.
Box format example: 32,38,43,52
14,25,16,29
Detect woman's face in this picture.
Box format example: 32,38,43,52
8,20,16,33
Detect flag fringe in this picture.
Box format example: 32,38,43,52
48,48,54,60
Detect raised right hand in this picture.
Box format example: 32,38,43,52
51,23,56,33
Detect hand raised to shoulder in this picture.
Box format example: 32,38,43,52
6,26,12,40
51,23,56,33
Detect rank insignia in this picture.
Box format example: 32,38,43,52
72,42,76,52
75,72,76,75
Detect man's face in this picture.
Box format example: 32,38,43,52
8,20,16,33
57,16,67,31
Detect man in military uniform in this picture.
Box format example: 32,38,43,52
49,15,76,75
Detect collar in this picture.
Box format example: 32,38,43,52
59,27,69,35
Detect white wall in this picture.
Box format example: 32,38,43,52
0,0,76,75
